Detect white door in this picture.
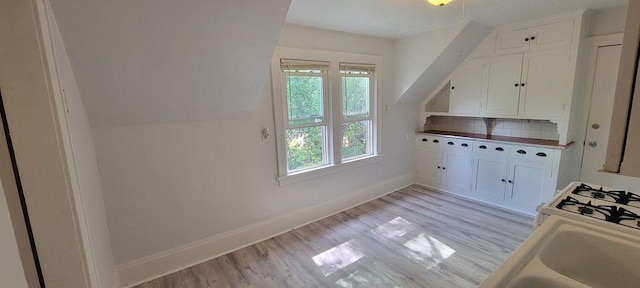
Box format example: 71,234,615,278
417,148,442,187
450,59,484,114
506,159,547,214
485,54,523,116
579,42,639,189
518,50,570,117
471,154,507,203
442,151,472,195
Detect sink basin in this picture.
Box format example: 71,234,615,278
480,216,640,288
538,226,640,287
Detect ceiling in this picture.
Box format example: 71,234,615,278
286,0,628,39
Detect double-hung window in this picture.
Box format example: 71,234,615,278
280,59,330,172
272,48,382,184
340,63,375,161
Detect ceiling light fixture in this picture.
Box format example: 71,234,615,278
427,0,452,6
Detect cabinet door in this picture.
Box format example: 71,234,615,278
471,154,507,203
442,151,472,196
530,20,573,51
416,148,442,187
450,59,484,115
496,28,531,55
485,54,523,116
505,159,548,215
518,50,570,117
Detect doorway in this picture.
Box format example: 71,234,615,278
580,34,640,190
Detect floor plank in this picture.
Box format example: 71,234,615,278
134,185,533,288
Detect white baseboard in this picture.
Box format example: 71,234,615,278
115,172,415,288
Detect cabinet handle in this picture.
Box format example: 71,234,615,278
437,166,441,169
501,179,506,182
495,147,505,151
525,37,529,42
515,83,519,87
479,145,487,149
451,86,455,90
521,83,526,87
422,138,428,142
433,139,439,143
447,141,454,145
517,150,527,154
461,143,469,147
508,180,513,183
531,36,536,40
442,167,446,170
536,152,548,157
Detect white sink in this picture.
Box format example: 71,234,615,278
481,216,640,288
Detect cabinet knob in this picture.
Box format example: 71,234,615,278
461,143,469,147
521,83,526,87
501,179,506,182
442,167,446,170
531,36,536,40
447,141,454,145
515,83,519,87
433,139,439,143
451,86,455,90
437,166,441,169
422,138,428,142
525,37,529,42
508,180,513,183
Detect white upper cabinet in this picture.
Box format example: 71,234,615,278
496,27,532,55
529,20,574,51
496,20,573,55
518,50,570,117
484,54,523,116
450,59,485,115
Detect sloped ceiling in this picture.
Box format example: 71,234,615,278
49,0,291,128
394,21,491,104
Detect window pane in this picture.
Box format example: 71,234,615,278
286,75,324,126
286,126,326,171
341,121,371,160
342,76,370,119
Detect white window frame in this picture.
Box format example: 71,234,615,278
271,47,383,185
340,63,375,162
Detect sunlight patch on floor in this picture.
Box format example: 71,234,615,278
403,233,455,270
312,240,364,276
372,217,413,240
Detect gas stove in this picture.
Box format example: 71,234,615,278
537,182,640,235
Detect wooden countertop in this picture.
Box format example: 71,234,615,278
417,130,572,149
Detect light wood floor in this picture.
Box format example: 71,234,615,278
135,185,534,288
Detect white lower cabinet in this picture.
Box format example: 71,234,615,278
416,135,558,215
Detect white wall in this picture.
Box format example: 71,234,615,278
393,23,464,102
588,7,627,37
45,1,115,287
0,179,28,288
94,24,417,265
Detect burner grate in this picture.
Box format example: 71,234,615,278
556,196,640,229
572,184,640,208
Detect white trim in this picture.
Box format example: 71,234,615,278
114,172,414,288
279,154,382,185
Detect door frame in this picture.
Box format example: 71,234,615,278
578,33,624,178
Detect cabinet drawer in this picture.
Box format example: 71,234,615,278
473,141,510,157
509,146,554,163
441,137,474,155
416,135,444,150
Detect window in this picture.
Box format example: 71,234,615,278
271,48,382,184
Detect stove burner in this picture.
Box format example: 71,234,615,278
556,196,640,230
579,207,594,215
572,184,640,208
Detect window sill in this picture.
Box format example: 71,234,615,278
277,154,383,186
